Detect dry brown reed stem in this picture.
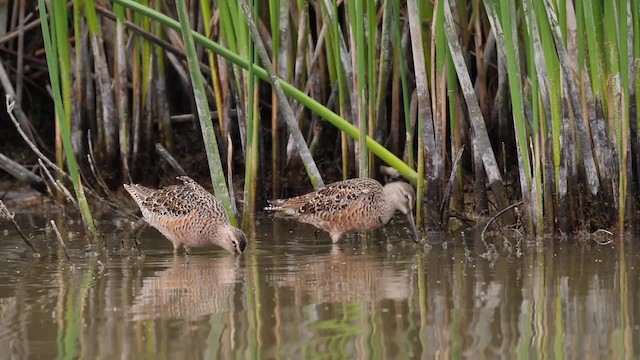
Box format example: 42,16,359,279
0,201,39,256
0,151,46,192
226,133,238,217
16,0,25,104
0,15,41,44
87,134,119,204
238,0,324,190
50,220,75,267
542,0,600,196
442,4,509,216
441,146,465,228
38,159,78,207
7,96,67,179
0,64,35,142
8,95,136,220
155,143,187,176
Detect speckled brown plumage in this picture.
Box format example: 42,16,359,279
265,178,420,243
124,176,247,254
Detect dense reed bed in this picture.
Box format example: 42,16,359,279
0,0,638,239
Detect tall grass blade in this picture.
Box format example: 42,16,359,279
108,0,422,183
37,0,97,239
239,0,324,189
543,0,601,196
496,0,534,232
85,0,117,170
443,1,509,213
175,0,238,225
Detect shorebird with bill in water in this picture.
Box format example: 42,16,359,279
265,178,420,243
124,176,247,254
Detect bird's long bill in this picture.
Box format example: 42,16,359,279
406,212,420,242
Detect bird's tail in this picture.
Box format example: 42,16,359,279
123,184,154,209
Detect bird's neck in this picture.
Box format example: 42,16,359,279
380,203,397,225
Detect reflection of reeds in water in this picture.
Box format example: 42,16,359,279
278,247,412,304
130,256,241,320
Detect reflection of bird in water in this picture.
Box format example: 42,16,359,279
278,247,412,304
265,178,419,243
130,256,241,320
124,176,247,254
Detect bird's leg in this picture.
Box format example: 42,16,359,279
379,217,390,245
183,246,192,265
131,218,147,255
314,229,320,240
352,233,360,242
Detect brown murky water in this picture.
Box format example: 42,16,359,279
1,212,639,359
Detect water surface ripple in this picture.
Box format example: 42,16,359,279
0,214,638,358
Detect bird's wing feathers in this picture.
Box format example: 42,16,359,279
277,179,381,215
138,177,228,221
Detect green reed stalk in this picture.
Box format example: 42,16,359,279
113,2,130,180
615,0,631,230
71,0,83,158
153,0,174,153
38,0,97,238
130,8,142,168
243,0,259,220
582,0,606,108
522,4,545,235
392,0,413,169
375,0,392,147
52,0,71,170
239,0,324,189
434,0,447,161
496,0,533,232
533,0,562,193
112,0,420,184
448,3,463,212
201,0,226,142
323,0,351,179
268,0,281,194
140,0,153,155
175,0,237,225
603,0,620,140
407,0,430,227
219,0,250,157
366,0,376,176
634,0,640,167
348,0,369,178
433,0,449,227
416,103,425,228
85,0,117,168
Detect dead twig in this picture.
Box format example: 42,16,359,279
0,151,46,192
481,201,524,244
155,143,187,176
0,201,39,255
7,96,69,181
226,134,238,217
0,15,42,45
88,132,119,204
591,229,613,246
441,145,465,227
1,72,35,143
8,95,138,220
50,220,75,267
38,159,78,207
